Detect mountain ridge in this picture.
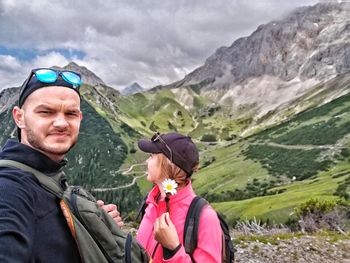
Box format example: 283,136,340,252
158,2,350,135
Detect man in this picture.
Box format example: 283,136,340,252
0,68,122,262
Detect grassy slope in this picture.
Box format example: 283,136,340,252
213,162,349,224
193,142,270,195
192,91,350,224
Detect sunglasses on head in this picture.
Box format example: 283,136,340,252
151,132,173,162
19,68,82,96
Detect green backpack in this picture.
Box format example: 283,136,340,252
0,160,151,263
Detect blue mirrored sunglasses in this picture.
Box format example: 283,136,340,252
33,68,81,86
19,68,82,95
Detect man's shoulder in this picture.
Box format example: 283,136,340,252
0,164,38,192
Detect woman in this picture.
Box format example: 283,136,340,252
136,132,222,262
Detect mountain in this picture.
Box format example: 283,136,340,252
0,2,349,223
162,2,350,135
121,82,145,96
59,61,106,87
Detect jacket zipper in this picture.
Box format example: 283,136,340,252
152,242,160,259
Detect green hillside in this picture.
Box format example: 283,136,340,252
191,91,350,224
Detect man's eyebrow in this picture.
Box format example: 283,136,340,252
34,104,54,110
66,108,81,113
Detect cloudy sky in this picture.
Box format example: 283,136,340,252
0,0,320,91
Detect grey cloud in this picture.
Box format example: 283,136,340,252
0,0,319,90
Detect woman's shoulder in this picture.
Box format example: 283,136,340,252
197,201,220,226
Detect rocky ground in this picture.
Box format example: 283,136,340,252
124,223,350,262
235,235,350,263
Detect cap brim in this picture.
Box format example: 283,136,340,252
138,139,162,154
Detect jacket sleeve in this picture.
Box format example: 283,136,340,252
163,206,222,263
0,176,35,263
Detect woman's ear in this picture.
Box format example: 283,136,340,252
12,106,25,129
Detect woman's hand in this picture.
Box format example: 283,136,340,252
154,212,180,250
97,200,124,227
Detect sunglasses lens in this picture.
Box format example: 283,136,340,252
61,71,81,86
151,134,158,142
35,69,57,83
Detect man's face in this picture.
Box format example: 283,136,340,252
16,86,82,161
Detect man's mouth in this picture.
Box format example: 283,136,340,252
48,132,70,138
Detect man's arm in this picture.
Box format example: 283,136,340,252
0,177,35,262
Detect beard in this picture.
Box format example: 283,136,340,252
26,126,78,157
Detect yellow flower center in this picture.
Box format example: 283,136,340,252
166,185,173,190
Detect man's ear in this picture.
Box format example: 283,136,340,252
12,106,25,129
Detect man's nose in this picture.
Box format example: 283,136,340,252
53,115,69,128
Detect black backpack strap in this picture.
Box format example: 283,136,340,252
183,196,208,262
217,213,236,263
125,233,132,263
136,193,149,222
0,159,64,198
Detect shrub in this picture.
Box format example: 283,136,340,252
167,121,177,131
149,121,159,132
244,145,333,180
291,198,349,233
201,156,216,168
201,134,217,142
129,147,137,154
335,175,350,200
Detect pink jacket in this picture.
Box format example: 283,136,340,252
136,182,222,263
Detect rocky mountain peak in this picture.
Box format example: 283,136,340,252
121,82,145,95
170,1,350,123
58,62,106,87
186,2,349,85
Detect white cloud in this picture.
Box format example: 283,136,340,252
31,52,70,70
0,0,319,91
0,55,27,89
0,52,71,90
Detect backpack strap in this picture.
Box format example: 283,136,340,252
125,233,133,263
183,196,208,262
0,159,64,197
136,193,149,222
217,213,236,263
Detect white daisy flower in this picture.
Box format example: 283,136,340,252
162,179,178,195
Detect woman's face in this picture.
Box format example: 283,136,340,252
146,154,163,183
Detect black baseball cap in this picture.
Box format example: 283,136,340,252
19,69,81,108
138,132,199,176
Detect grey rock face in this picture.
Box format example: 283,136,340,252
121,82,145,96
0,87,19,113
167,2,350,130
57,61,106,87
184,3,349,85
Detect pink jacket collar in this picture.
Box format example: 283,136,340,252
146,181,195,207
